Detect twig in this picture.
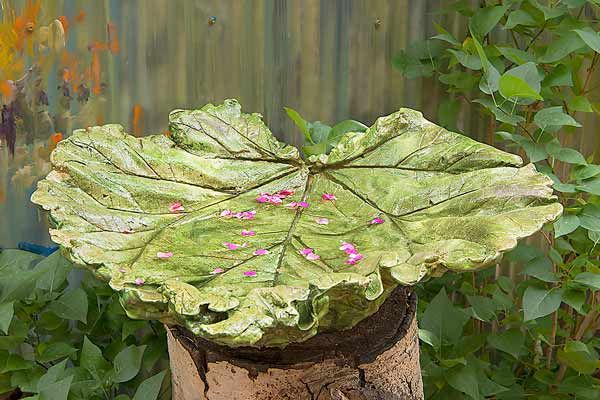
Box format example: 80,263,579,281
525,22,547,52
517,123,537,142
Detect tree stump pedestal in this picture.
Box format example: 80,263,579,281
166,287,423,400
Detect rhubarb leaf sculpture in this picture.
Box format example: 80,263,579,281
32,99,562,347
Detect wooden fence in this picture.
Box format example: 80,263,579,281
0,0,597,247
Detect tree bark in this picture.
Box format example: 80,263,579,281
166,286,423,400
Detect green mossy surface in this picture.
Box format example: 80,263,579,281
32,100,561,347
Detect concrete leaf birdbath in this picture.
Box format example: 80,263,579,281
32,99,561,399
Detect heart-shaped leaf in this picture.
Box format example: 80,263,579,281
32,100,561,347
523,286,563,321
574,28,600,53
499,75,542,101
534,106,581,130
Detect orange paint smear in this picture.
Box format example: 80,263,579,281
13,0,41,53
83,21,120,95
13,18,25,51
89,45,103,94
0,20,24,80
49,132,63,150
58,15,69,34
132,104,143,137
107,23,120,54
22,0,41,26
50,132,63,144
88,41,108,52
0,81,14,101
76,10,86,23
62,67,71,82
61,51,83,89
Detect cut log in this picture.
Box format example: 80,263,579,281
166,286,423,400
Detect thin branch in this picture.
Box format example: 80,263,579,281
510,30,521,50
525,22,547,52
582,52,599,94
517,123,537,142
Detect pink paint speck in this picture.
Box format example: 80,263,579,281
269,196,283,204
211,268,224,274
256,193,282,204
256,190,294,205
371,217,384,225
256,194,271,203
241,229,256,237
244,270,257,277
134,278,145,286
277,189,294,197
157,251,173,259
322,193,336,201
340,242,357,254
339,241,363,264
286,201,309,209
236,210,256,220
253,249,269,256
300,247,320,261
224,242,247,250
316,217,329,225
169,202,185,213
345,253,364,265
223,209,257,219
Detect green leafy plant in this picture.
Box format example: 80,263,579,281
0,249,170,399
284,107,368,156
31,99,559,348
394,1,600,398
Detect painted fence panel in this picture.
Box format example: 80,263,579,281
0,0,597,247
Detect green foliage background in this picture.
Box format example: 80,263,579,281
393,0,600,398
0,250,170,399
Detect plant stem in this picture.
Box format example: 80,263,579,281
518,123,537,142
546,306,558,369
510,30,521,49
524,22,546,52
582,52,599,94
556,292,599,383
